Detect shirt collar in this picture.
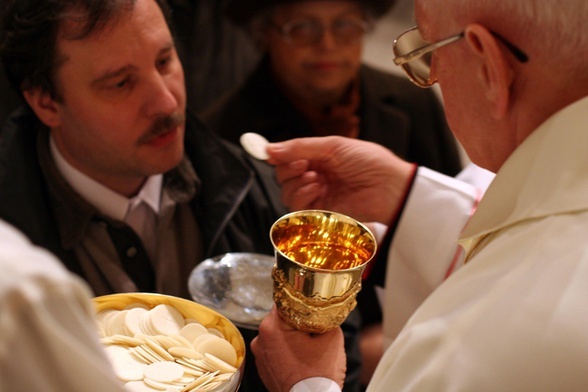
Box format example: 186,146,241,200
49,136,162,221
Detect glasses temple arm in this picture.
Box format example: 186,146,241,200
393,33,464,66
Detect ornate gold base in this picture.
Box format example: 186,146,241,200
272,267,361,334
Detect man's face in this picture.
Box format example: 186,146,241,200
50,0,186,196
266,1,365,105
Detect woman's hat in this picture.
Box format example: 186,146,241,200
224,0,397,27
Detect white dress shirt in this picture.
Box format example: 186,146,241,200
50,137,169,260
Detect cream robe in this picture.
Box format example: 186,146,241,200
0,221,125,391
370,96,588,391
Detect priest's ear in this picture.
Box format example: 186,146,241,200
22,87,62,128
464,23,515,119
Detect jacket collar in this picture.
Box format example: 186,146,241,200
357,65,411,154
459,96,588,251
0,107,259,258
174,112,257,254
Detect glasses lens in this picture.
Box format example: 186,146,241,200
284,20,322,46
394,28,434,86
332,19,367,44
281,18,367,47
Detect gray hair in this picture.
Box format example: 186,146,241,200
420,0,587,75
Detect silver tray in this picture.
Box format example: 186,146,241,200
188,253,275,330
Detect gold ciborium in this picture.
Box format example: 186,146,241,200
270,210,377,333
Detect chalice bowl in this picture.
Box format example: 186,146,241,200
270,210,377,333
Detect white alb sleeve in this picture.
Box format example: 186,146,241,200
0,221,126,392
381,164,491,348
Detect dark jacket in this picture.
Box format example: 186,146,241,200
0,107,288,392
200,59,463,177
0,107,286,274
168,0,260,113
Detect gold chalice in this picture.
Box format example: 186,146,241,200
270,210,377,333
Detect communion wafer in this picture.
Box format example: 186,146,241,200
124,302,150,310
108,310,128,336
149,335,174,351
204,354,237,374
97,301,239,391
180,322,209,342
240,132,270,160
105,345,147,382
169,347,204,360
125,380,161,391
143,377,184,391
192,334,221,352
197,339,237,368
144,337,175,361
144,361,184,383
148,304,185,335
169,334,193,349
125,307,149,336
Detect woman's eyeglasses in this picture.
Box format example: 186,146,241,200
270,18,370,47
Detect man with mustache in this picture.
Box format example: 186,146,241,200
0,1,286,389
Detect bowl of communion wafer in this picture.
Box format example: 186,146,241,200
270,210,377,334
94,292,245,392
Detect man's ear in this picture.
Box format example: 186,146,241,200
464,24,514,119
22,88,62,128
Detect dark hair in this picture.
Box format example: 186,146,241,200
0,0,173,99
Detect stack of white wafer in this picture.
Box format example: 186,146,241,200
96,303,239,392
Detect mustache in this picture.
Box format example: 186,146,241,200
138,112,185,144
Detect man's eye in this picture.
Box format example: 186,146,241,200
333,19,366,35
289,21,318,36
104,77,133,93
157,56,171,69
113,79,129,89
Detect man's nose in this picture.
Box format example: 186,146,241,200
142,73,180,118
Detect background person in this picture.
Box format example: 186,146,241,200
201,0,461,177
250,0,588,390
